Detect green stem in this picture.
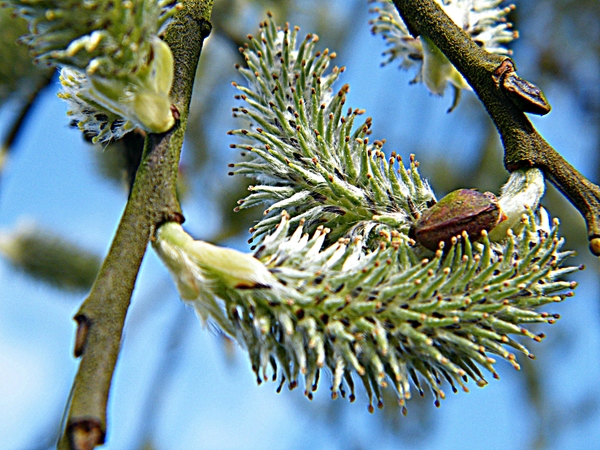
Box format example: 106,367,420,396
392,0,600,254
57,2,214,449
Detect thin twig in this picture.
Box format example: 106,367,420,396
392,0,600,255
57,2,214,449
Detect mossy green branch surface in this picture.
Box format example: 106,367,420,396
58,2,213,449
392,0,600,253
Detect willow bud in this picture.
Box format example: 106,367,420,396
410,189,505,250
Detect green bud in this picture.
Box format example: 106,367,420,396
154,222,277,296
153,222,278,335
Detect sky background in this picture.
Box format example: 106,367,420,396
1,1,599,449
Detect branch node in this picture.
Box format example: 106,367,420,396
74,314,91,357
589,237,600,256
67,419,105,450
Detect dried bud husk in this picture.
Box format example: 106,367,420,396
410,189,505,250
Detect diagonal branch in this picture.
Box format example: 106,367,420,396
0,68,54,180
392,0,600,255
57,2,214,449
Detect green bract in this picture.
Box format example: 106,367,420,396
153,17,580,412
2,0,181,142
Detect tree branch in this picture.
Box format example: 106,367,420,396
57,2,214,449
392,0,600,255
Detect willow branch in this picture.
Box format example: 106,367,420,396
392,0,600,255
57,2,214,449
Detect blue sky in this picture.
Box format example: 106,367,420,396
1,1,599,449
